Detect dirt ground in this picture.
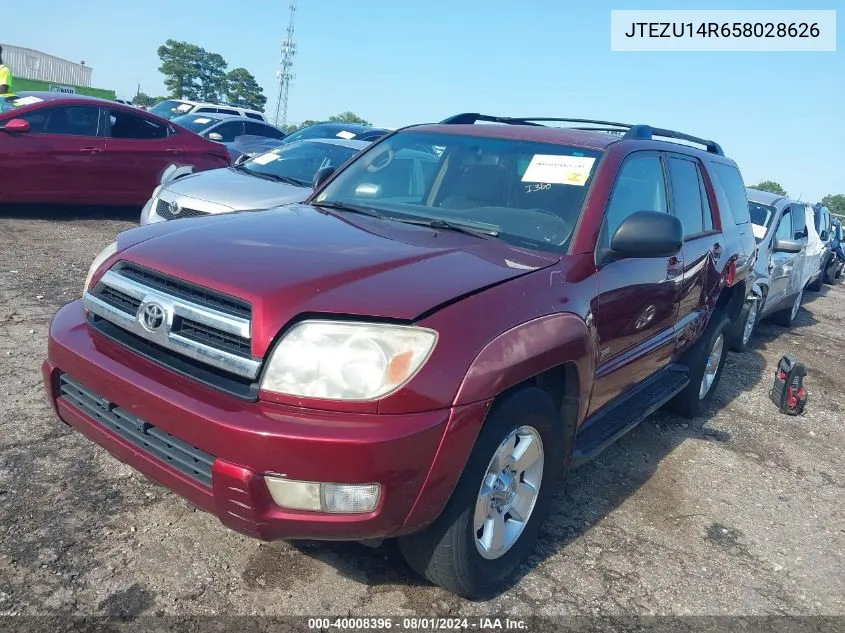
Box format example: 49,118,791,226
1,206,843,619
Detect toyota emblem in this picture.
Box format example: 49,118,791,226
139,302,166,332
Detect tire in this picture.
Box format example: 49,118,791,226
667,312,730,419
808,271,823,292
398,387,568,599
772,288,803,328
726,297,759,353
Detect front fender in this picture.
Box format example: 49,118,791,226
454,312,595,423
397,312,596,535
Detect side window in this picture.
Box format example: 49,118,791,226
709,162,751,225
604,154,668,240
217,108,240,116
791,205,807,240
667,156,705,237
245,112,264,120
195,107,216,114
775,210,793,242
108,109,168,140
209,121,244,142
244,121,285,139
21,105,100,137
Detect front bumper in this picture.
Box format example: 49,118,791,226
43,300,487,541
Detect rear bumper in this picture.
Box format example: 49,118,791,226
44,300,489,541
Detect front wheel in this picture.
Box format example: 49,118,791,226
398,387,566,599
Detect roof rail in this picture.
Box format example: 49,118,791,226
439,113,724,155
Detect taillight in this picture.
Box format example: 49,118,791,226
725,259,736,286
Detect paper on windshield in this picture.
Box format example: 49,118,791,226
521,155,596,186
251,152,280,165
751,224,767,240
335,130,356,140
193,118,211,124
175,104,192,112
12,96,43,107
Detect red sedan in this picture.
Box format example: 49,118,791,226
0,92,231,206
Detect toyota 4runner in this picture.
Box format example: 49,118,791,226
43,113,756,598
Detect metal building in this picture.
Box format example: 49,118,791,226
0,43,92,87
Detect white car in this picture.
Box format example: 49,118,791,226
147,99,266,122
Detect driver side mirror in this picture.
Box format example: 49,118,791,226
1,118,30,134
208,132,223,142
607,211,683,260
773,238,803,254
312,166,336,190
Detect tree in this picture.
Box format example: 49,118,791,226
132,92,156,107
157,39,205,100
821,194,845,217
196,51,228,102
225,67,266,110
329,111,371,126
298,119,320,128
750,180,788,196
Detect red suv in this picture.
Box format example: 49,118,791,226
43,113,755,598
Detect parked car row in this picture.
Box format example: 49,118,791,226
25,103,840,598
0,92,390,208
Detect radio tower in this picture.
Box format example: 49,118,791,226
274,1,297,127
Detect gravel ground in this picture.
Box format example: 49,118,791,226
1,206,843,620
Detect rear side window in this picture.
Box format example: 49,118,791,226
708,162,751,225
667,156,710,237
244,121,285,139
108,109,168,140
791,204,807,240
245,112,264,120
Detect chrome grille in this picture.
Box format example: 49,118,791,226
155,199,209,221
84,262,260,382
59,374,215,487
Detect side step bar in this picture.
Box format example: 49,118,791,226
572,364,690,467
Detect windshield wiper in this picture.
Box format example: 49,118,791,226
231,163,309,187
312,200,386,219
392,216,499,239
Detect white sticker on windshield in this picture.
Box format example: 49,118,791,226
175,104,192,112
752,223,767,240
251,152,280,165
521,155,596,186
335,130,356,139
193,117,211,124
12,96,43,106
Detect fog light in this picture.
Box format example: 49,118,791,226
264,476,381,514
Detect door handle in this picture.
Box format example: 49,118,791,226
80,147,102,153
166,148,183,154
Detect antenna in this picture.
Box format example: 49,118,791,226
274,1,297,127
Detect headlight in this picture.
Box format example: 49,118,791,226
261,320,438,401
83,241,118,292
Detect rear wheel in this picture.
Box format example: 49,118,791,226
668,312,730,418
398,387,566,599
808,272,823,292
727,297,759,353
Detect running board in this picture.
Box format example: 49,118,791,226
572,364,690,467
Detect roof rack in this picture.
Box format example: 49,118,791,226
439,113,724,156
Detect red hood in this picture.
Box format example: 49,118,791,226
117,205,558,356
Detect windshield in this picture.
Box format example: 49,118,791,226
314,131,603,254
284,125,363,144
148,99,195,120
0,94,46,114
171,114,220,133
238,140,362,187
748,201,776,239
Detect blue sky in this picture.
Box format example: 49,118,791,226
9,0,843,200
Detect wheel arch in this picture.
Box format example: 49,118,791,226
397,313,594,535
